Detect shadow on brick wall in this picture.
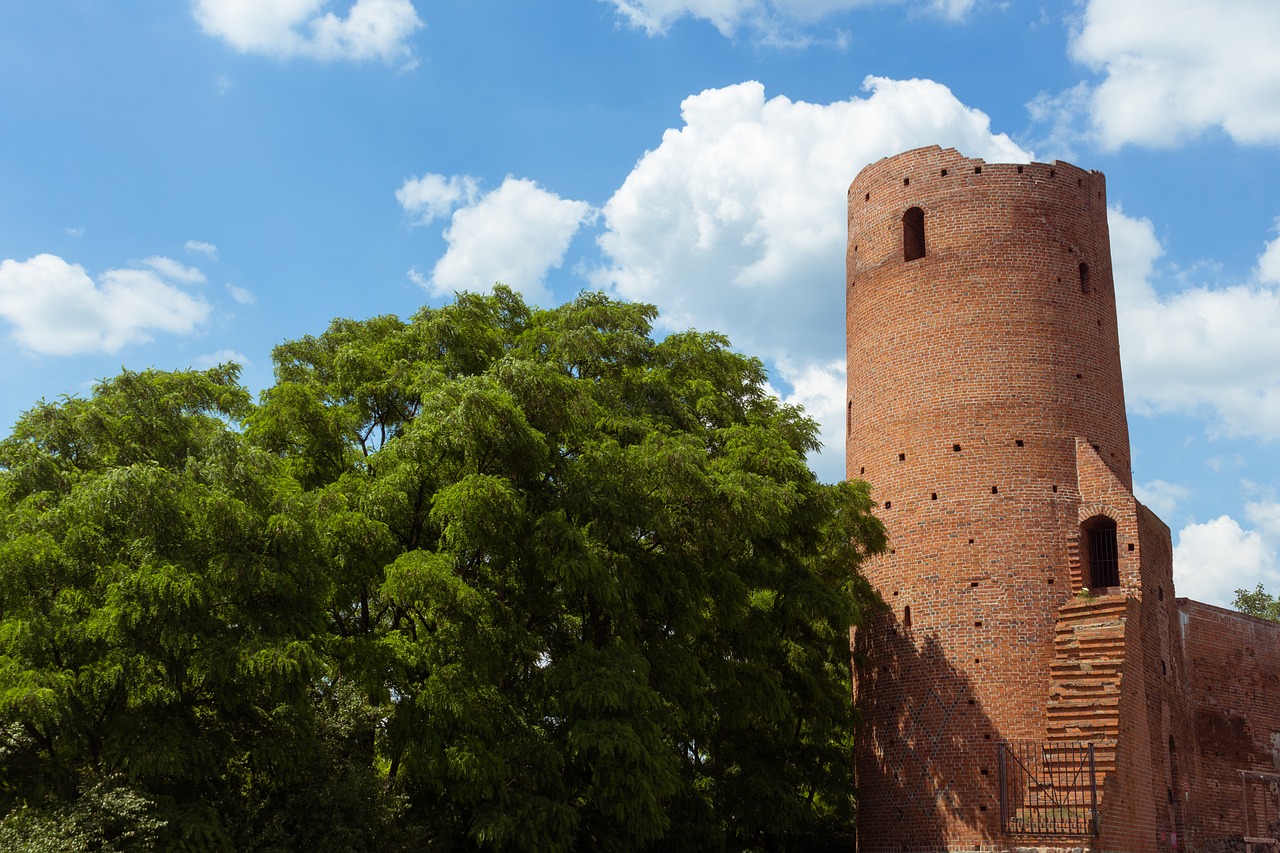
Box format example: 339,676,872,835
855,613,1003,851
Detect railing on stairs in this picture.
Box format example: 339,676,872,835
998,741,1099,837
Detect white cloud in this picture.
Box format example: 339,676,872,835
416,176,593,305
773,357,847,459
193,0,423,65
64,227,84,238
226,283,256,305
0,254,211,355
1257,224,1280,285
1134,479,1190,518
196,348,251,368
1246,499,1280,543
1066,0,1280,149
185,240,219,259
606,0,973,39
142,256,207,285
1174,514,1280,607
396,173,478,225
1111,206,1280,440
593,77,1029,479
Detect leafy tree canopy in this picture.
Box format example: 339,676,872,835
0,287,885,851
1233,583,1280,622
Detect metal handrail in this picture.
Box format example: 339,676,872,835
998,741,1098,836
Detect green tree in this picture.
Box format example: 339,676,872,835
1,288,886,851
252,288,886,851
0,367,391,850
1234,583,1280,621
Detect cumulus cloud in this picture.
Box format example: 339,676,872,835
193,0,423,65
396,173,479,225
185,240,219,259
1062,0,1280,149
1110,206,1280,440
1173,514,1280,607
593,77,1028,478
1257,225,1280,285
406,176,593,304
607,0,973,39
0,254,211,355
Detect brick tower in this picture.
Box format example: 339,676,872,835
847,146,1188,852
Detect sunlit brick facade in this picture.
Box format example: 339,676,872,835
846,146,1280,853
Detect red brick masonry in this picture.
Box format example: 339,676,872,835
846,146,1280,853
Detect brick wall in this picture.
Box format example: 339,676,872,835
848,146,1131,851
1178,599,1280,846
846,145,1278,853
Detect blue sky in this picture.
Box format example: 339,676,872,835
2,0,1279,607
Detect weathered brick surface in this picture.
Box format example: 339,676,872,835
847,146,1135,852
842,146,1268,853
1177,600,1280,846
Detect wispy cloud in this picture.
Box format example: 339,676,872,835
226,283,256,305
185,239,219,259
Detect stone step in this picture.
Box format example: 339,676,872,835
1048,726,1120,742
1047,696,1120,713
1057,598,1129,620
1049,660,1123,675
1055,633,1127,650
1055,618,1127,634
1055,625,1128,641
1051,678,1119,693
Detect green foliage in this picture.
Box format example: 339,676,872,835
0,367,342,849
1234,583,1280,621
1,288,885,851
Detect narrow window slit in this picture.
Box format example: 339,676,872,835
903,207,926,262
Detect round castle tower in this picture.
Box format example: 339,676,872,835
847,146,1135,850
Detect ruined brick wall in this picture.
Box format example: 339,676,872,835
1178,600,1280,846
847,145,1132,851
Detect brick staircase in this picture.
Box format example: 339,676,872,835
1003,595,1127,836
1048,594,1127,768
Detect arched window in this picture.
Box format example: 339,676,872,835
1079,262,1091,293
1082,515,1119,589
903,207,925,262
